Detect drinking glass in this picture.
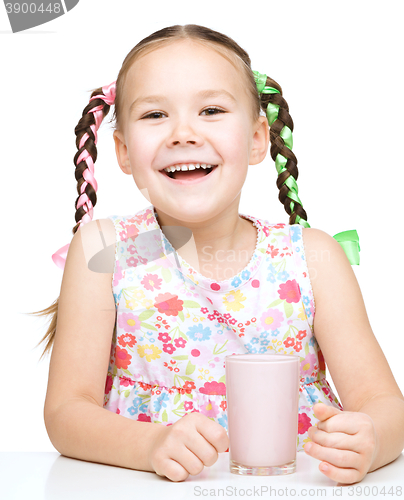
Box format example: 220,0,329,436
225,353,300,476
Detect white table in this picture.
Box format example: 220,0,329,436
1,451,403,499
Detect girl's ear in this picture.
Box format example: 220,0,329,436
113,130,131,174
249,115,270,165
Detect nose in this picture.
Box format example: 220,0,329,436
167,117,203,147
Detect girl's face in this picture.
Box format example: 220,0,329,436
113,39,269,224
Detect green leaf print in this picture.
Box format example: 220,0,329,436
305,342,309,355
258,248,266,254
162,409,168,422
185,361,196,375
172,355,188,360
140,322,157,331
162,267,172,283
122,368,132,376
124,389,130,398
174,393,181,405
182,300,200,308
218,374,226,384
178,311,185,322
138,310,155,322
267,298,283,309
284,301,294,318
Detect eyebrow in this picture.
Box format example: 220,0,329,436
128,89,237,115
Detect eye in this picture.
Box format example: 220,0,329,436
142,111,166,119
201,107,225,116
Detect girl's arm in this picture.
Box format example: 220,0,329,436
43,219,165,471
302,227,404,481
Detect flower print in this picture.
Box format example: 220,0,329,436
184,401,194,411
139,403,148,413
251,337,260,344
260,331,269,339
220,400,227,411
263,226,270,237
260,339,270,346
174,337,187,348
306,386,319,404
290,226,300,243
318,349,326,372
118,333,137,348
218,414,228,430
230,276,242,288
201,307,209,314
187,324,212,341
298,412,312,434
199,381,226,395
246,344,258,354
114,346,132,369
105,374,113,395
118,312,141,333
278,279,301,304
137,344,162,362
303,295,310,307
112,260,123,287
143,208,155,225
141,273,162,291
126,256,139,268
128,405,139,416
223,290,246,312
267,273,276,283
298,305,308,322
119,376,136,387
259,346,267,353
200,400,220,418
183,381,196,393
294,341,303,352
278,270,290,281
189,345,213,366
154,293,184,316
132,396,143,407
296,330,307,341
260,308,284,331
158,332,171,343
271,328,280,337
283,337,295,348
300,353,317,376
163,343,176,355
138,413,152,422
241,270,251,280
154,392,170,412
142,298,154,309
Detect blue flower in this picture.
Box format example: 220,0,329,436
309,337,315,347
260,339,270,346
259,346,267,354
278,270,289,281
132,396,143,407
231,276,242,287
218,414,228,430
303,295,310,306
128,405,139,416
267,274,276,283
268,264,277,274
187,324,212,341
153,392,170,412
245,344,258,354
296,247,300,252
241,270,251,280
306,386,319,404
290,226,300,243
139,403,148,413
271,328,280,337
251,337,259,344
260,331,269,339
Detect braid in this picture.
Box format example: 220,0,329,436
72,85,114,235
253,71,310,228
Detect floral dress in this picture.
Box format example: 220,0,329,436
103,205,343,451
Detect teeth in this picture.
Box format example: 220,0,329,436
163,163,215,173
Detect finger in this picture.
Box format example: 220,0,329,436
155,457,190,482
304,440,362,470
317,461,365,485
315,413,364,435
184,431,220,468
308,426,362,453
193,413,229,453
313,402,341,423
169,446,206,477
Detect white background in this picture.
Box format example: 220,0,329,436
1,1,403,451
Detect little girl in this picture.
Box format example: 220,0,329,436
35,24,404,484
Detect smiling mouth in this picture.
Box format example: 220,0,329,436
163,165,218,179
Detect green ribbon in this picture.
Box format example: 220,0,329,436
252,69,360,266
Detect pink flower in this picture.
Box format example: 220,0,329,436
188,345,212,366
199,381,226,395
142,273,163,291
118,312,141,332
300,353,316,375
278,279,301,304
260,308,284,331
298,412,312,434
200,399,220,418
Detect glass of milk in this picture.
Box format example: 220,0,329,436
225,353,300,475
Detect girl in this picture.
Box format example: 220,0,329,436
34,24,404,484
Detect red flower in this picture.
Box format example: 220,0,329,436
105,374,113,395
119,376,135,387
158,332,171,343
318,349,326,372
163,343,176,354
138,381,152,391
283,337,295,348
154,292,184,316
294,341,303,352
220,400,227,411
174,337,187,348
296,330,307,341
114,346,132,370
199,381,226,395
118,333,137,348
201,307,209,314
137,413,151,422
278,279,301,303
298,412,312,434
183,381,196,394
184,401,194,411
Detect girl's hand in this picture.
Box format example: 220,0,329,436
148,411,229,482
304,402,379,484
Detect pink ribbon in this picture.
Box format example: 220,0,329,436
52,82,116,271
